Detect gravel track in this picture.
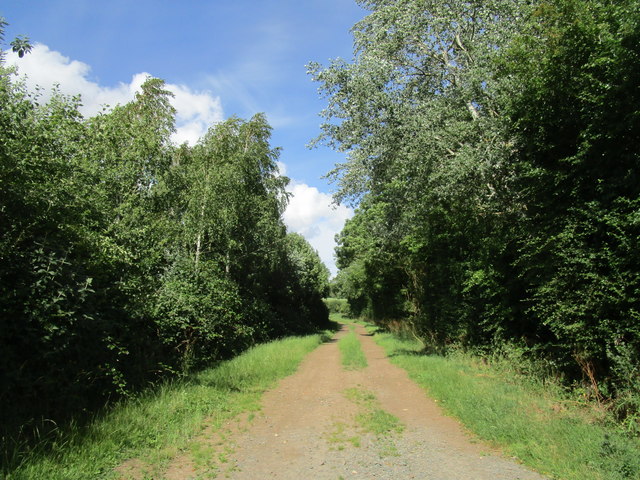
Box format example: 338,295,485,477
132,324,548,479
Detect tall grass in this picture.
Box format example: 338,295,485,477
338,326,368,370
373,332,640,480
3,334,325,480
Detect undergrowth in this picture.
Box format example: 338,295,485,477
323,297,350,316
2,333,327,480
373,330,640,480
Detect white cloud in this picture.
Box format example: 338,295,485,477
5,44,223,145
166,83,223,144
276,161,287,177
283,179,353,277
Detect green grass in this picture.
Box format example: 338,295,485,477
343,387,404,437
325,386,404,456
4,334,325,480
338,325,368,370
355,409,404,437
342,386,404,457
344,386,377,409
373,331,640,480
329,312,349,323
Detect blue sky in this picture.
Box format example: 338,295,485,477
1,0,366,274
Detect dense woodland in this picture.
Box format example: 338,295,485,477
314,0,640,424
0,20,330,442
1,0,639,454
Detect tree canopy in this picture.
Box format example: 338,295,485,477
314,0,640,417
0,18,330,443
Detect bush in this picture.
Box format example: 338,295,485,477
323,297,350,316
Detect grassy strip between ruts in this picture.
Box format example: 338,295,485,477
326,386,404,457
372,329,640,480
4,333,328,480
338,324,368,370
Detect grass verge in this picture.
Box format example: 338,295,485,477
338,325,368,370
373,330,640,480
4,333,327,480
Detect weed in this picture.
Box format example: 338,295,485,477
355,409,404,436
326,421,361,450
344,386,376,407
189,441,216,471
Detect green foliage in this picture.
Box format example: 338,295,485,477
4,334,323,480
10,35,32,57
0,17,32,62
501,0,640,387
314,0,640,422
153,259,250,369
0,21,330,460
375,331,640,480
286,232,330,298
334,200,409,321
323,297,350,316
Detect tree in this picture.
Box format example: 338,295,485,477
501,0,640,389
153,114,295,364
286,232,330,298
0,17,332,454
310,0,530,343
315,0,640,409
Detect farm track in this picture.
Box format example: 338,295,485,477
120,324,547,479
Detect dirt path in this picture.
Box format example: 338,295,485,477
156,324,548,479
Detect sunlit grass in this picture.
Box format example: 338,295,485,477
5,334,324,480
343,386,403,436
355,408,404,437
374,331,640,480
338,325,368,370
341,385,404,458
